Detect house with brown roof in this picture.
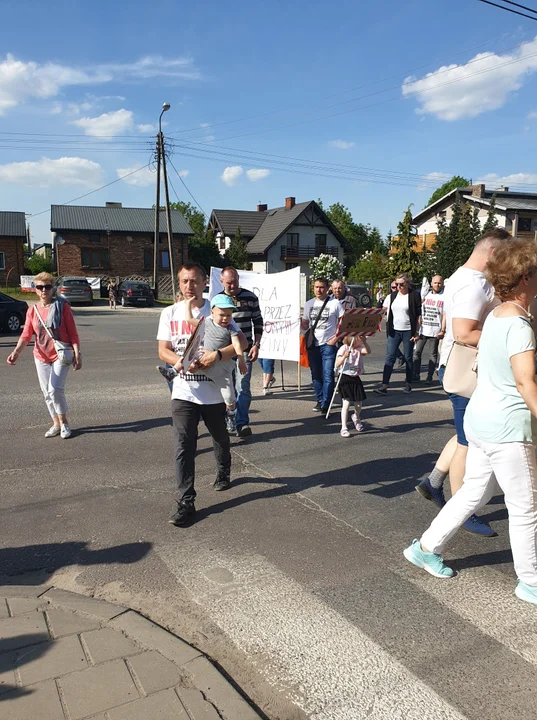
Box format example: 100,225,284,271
208,197,348,276
0,211,26,286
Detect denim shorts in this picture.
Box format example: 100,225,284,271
438,366,469,447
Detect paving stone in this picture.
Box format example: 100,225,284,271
108,688,189,720
45,588,126,620
127,650,184,695
0,651,17,696
110,611,201,666
82,627,141,664
0,679,64,720
46,608,101,638
60,658,139,719
184,656,261,720
0,585,50,599
177,688,221,720
0,612,49,651
7,597,49,616
18,635,87,686
0,599,9,619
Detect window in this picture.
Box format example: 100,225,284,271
143,249,153,270
285,262,299,270
219,236,226,250
315,234,327,249
88,232,101,243
81,248,109,269
286,233,299,247
160,249,170,270
0,252,4,270
518,217,532,232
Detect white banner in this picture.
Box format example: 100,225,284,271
209,266,301,362
20,275,34,291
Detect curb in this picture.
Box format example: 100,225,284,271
0,582,263,720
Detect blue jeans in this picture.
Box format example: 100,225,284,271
307,343,337,408
258,358,275,375
382,330,414,385
235,356,253,428
438,366,469,446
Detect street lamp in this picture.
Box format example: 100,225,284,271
159,102,170,133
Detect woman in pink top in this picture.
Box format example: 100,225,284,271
7,272,82,438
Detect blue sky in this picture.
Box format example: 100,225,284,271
1,0,537,244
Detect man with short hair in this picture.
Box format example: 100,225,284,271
157,263,237,527
302,278,344,413
416,228,510,536
215,267,264,438
331,279,357,311
412,274,445,384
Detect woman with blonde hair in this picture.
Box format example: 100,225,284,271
404,239,537,605
7,272,82,438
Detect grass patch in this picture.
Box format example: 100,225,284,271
3,287,33,302
155,298,174,305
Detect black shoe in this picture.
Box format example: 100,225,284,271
169,502,196,526
237,425,252,438
320,406,329,414
312,402,322,412
214,471,231,491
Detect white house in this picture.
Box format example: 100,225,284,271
208,197,348,276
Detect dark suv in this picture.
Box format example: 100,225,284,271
118,281,154,307
347,284,372,308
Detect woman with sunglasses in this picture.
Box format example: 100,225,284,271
7,272,81,438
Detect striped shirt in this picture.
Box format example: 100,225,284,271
215,288,263,348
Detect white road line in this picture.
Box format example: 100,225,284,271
157,545,466,720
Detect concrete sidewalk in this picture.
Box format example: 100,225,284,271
0,583,262,720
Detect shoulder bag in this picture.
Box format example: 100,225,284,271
34,306,75,367
442,341,478,398
304,295,331,348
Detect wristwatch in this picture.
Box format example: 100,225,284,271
217,349,223,361
254,342,261,349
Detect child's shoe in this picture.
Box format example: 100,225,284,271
157,365,178,382
340,427,351,438
351,413,365,432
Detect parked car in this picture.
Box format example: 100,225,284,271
56,277,93,305
347,284,372,308
118,281,154,307
0,292,28,333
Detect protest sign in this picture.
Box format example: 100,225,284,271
182,316,205,368
336,307,385,340
20,276,34,292
209,266,301,362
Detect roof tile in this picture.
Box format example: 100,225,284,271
50,205,193,235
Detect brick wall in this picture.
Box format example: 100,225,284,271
0,237,24,285
56,231,188,281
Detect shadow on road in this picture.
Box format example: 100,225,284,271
77,417,171,434
0,635,50,701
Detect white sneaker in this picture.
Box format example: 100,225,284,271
60,424,72,439
45,425,61,438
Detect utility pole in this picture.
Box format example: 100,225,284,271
160,133,177,299
153,102,171,299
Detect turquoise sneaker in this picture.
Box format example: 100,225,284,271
403,539,454,579
515,581,537,605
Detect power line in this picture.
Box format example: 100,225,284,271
501,0,537,15
477,0,537,21
168,157,208,218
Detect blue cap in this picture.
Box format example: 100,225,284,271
211,294,235,309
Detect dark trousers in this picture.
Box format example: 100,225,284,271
171,399,231,505
382,330,414,385
412,335,440,381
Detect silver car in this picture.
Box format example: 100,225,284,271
56,277,93,305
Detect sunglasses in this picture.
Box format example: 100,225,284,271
391,285,397,290
35,284,53,290
396,282,406,287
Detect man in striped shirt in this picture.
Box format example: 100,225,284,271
215,267,264,438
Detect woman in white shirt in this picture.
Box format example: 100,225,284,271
404,239,537,605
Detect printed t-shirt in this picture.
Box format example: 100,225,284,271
465,313,536,443
303,298,343,345
202,317,240,382
21,302,79,364
421,291,444,337
439,267,499,367
156,300,222,405
390,293,411,331
336,345,364,376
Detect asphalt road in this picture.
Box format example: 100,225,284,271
1,307,536,720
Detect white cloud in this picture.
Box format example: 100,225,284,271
476,172,537,188
417,171,451,191
49,102,62,115
116,165,157,186
246,168,271,182
0,53,201,115
527,111,537,120
0,156,104,187
329,139,355,150
200,122,210,128
177,169,189,178
72,108,134,136
402,36,537,121
137,123,156,133
221,166,244,186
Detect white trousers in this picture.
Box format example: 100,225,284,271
421,427,537,587
35,357,70,418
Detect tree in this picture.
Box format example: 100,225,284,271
224,225,251,270
455,202,477,268
348,250,388,285
434,215,452,279
483,194,498,232
391,205,419,279
322,202,372,269
308,254,344,282
25,251,53,275
169,201,222,272
427,175,471,207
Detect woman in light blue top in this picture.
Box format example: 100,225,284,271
404,239,537,606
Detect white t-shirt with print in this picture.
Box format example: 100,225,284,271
303,297,343,345
421,291,444,337
156,300,223,405
439,267,499,367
